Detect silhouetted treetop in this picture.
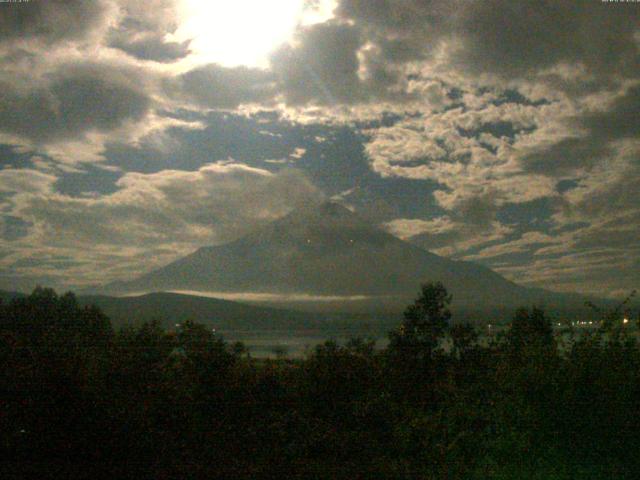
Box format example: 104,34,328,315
389,282,452,356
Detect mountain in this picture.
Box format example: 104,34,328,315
80,292,321,331
99,202,593,317
1,288,395,337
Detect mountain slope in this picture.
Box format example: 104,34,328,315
1,289,397,336
81,292,323,331
100,202,582,313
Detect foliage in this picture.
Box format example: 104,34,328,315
2,286,640,478
387,281,451,366
506,306,555,354
586,289,637,334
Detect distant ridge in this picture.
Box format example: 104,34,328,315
80,291,320,331
0,289,345,332
98,201,596,317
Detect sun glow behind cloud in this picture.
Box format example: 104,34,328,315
176,0,305,68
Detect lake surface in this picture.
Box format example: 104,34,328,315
221,324,639,358
218,327,391,358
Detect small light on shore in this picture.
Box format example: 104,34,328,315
623,318,629,325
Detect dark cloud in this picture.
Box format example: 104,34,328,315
454,190,499,228
523,136,608,176
0,62,151,144
270,21,365,105
582,85,640,141
110,34,191,63
48,65,151,134
108,0,192,63
456,1,640,78
335,0,640,87
336,0,452,37
169,64,276,109
0,0,114,44
524,85,640,174
261,0,639,111
562,157,640,224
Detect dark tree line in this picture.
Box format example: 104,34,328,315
2,284,640,479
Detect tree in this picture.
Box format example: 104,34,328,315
506,306,553,352
389,282,452,361
450,323,478,360
586,289,637,334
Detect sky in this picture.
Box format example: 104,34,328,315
0,0,638,298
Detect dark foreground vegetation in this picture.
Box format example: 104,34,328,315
2,285,640,479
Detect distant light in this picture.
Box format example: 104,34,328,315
175,323,180,327
623,318,629,325
488,324,492,329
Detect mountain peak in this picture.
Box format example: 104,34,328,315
317,201,354,217
275,200,365,229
